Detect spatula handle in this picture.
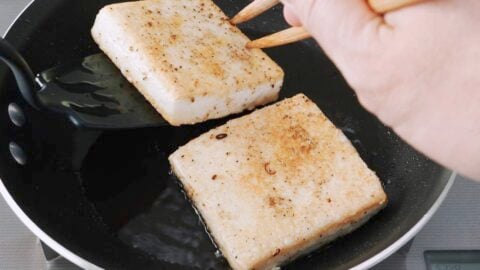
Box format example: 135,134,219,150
0,38,41,110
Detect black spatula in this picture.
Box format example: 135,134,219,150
0,38,166,130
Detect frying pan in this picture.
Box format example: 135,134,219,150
0,0,455,269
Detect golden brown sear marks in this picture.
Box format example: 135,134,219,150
169,94,387,270
91,0,284,125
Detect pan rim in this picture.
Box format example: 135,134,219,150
1,1,102,269
0,179,104,270
351,172,456,269
0,171,456,270
0,1,457,269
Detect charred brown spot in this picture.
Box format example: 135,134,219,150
147,21,153,27
264,162,276,175
273,248,281,257
268,197,276,207
216,133,228,140
212,174,217,180
327,198,332,203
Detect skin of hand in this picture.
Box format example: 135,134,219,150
282,0,480,180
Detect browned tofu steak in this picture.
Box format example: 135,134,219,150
92,0,284,126
169,94,387,270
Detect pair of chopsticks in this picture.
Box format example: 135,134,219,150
231,0,426,49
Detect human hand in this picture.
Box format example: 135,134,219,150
282,0,480,180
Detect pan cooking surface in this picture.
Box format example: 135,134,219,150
0,0,452,269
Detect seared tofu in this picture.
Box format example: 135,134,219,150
91,0,284,126
169,94,387,270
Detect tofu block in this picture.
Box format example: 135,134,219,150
91,0,284,126
169,94,388,270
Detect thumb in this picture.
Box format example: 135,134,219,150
280,0,383,60
283,5,302,26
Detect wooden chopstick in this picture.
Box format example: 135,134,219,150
247,27,309,49
233,0,426,49
231,0,279,25
246,27,309,49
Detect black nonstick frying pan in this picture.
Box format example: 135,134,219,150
0,0,455,269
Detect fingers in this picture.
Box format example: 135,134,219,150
278,0,393,116
281,0,380,40
283,5,302,26
279,0,386,77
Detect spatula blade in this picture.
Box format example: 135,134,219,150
36,53,166,130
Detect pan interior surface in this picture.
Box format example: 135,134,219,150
0,0,452,269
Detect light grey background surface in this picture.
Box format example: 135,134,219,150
0,1,479,270
0,2,49,269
